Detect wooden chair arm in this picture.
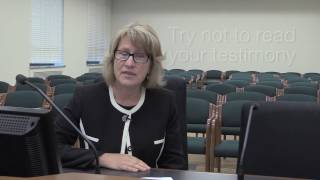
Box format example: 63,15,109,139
277,88,284,96
205,116,213,171
221,72,226,80
7,85,15,93
45,80,51,87
209,104,219,120
202,72,207,81
217,95,226,105
205,104,218,172
209,105,222,156
236,87,244,93
207,107,222,171
47,86,54,97
317,89,320,104
0,93,7,106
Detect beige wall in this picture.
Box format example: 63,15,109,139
111,0,320,73
0,0,31,84
62,0,111,78
0,0,111,84
1,0,320,84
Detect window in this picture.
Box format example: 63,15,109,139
87,0,108,65
31,0,64,68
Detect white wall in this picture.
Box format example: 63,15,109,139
62,0,111,78
0,0,31,84
1,0,319,85
0,0,111,84
62,0,89,79
111,0,320,73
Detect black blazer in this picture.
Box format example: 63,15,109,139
55,82,186,169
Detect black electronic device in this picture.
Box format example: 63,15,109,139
0,106,62,177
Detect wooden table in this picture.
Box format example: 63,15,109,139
0,169,309,180
63,168,308,180
0,173,139,180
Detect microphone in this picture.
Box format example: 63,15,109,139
237,103,259,180
16,74,101,174
16,74,28,85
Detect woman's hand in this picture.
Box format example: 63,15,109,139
99,153,151,172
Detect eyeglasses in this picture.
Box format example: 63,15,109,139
114,50,149,64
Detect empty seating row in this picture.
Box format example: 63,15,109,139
186,82,320,172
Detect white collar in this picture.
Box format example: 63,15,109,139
108,86,146,155
108,86,146,119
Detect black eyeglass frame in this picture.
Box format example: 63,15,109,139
114,50,150,64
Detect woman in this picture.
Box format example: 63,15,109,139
55,23,186,172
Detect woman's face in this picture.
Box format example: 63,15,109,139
113,37,151,89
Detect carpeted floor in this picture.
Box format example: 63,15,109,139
188,154,237,174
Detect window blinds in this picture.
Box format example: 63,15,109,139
87,0,108,65
31,0,64,67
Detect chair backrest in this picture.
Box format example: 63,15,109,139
53,93,73,110
206,83,236,95
285,77,309,84
280,72,301,79
15,83,47,93
206,70,222,79
303,72,320,79
54,83,76,95
82,79,96,85
82,72,102,77
257,77,281,82
244,85,277,97
226,92,266,102
276,94,317,102
166,71,194,83
186,70,202,80
47,74,72,81
26,77,45,84
239,102,320,179
284,86,318,97
167,69,186,75
264,71,280,76
179,71,195,82
163,76,188,169
186,97,210,125
221,100,252,128
309,76,320,81
76,75,98,82
51,93,74,125
187,89,218,105
229,76,252,82
257,81,284,89
289,82,318,89
4,91,44,108
50,79,77,87
0,81,9,93
187,69,203,75
246,71,259,74
256,73,275,79
225,70,240,79
94,76,105,83
229,72,252,81
224,80,250,88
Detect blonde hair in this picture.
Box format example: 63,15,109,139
103,23,165,88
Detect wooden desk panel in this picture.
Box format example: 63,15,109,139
64,168,307,180
0,170,310,180
0,173,139,180
64,168,236,180
0,176,25,180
